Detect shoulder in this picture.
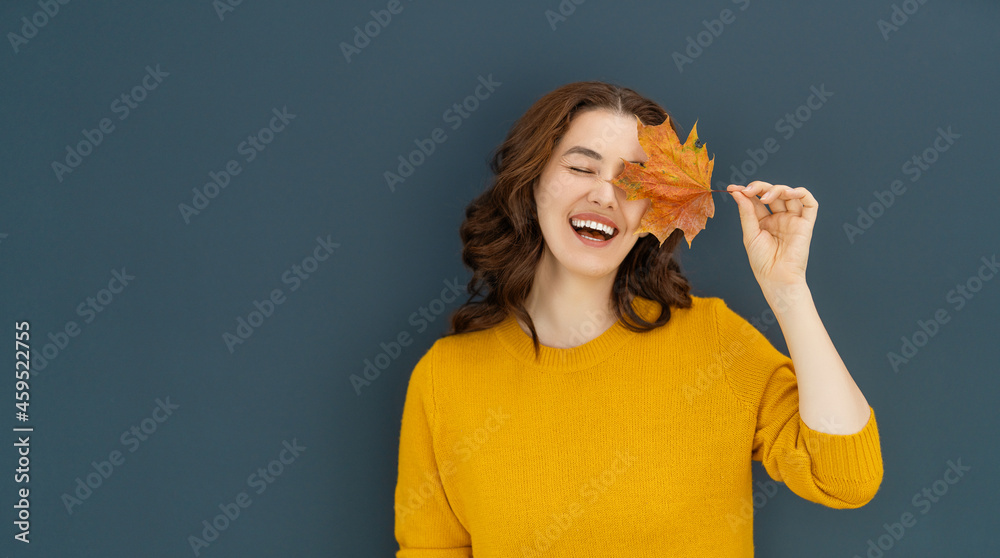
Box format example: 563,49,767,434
682,295,779,355
645,293,725,325
415,320,503,371
406,328,491,397
684,294,741,317
663,294,757,330
432,321,500,354
623,294,724,346
702,296,770,339
642,294,769,357
685,294,723,314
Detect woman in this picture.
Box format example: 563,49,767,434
394,81,883,556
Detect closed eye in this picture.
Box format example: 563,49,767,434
570,167,595,174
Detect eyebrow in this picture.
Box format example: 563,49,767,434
563,145,603,160
562,145,643,165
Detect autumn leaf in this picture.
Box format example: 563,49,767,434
613,116,720,248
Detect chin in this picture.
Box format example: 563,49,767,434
565,254,622,278
542,229,628,277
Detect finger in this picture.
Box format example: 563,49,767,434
758,183,789,204
783,186,807,214
764,184,793,213
730,188,761,243
740,183,774,220
794,187,819,223
742,181,772,200
768,193,788,213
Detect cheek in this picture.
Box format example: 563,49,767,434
532,185,563,233
534,176,561,213
623,200,650,228
537,173,586,213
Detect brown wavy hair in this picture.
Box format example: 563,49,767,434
445,81,693,360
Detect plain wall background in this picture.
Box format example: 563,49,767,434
1,1,997,556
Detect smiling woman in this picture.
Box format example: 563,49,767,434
394,81,884,557
450,82,693,353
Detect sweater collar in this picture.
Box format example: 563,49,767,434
493,295,662,372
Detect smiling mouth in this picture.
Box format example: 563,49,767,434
569,218,618,242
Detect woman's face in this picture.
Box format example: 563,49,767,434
534,107,651,279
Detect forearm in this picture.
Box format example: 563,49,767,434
761,281,872,435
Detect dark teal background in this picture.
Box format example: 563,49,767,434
1,1,998,556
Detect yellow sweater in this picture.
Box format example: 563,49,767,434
394,294,883,556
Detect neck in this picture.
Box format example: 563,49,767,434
520,246,621,348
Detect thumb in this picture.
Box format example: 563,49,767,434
729,188,761,245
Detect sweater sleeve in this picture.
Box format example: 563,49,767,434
713,298,884,509
394,343,473,556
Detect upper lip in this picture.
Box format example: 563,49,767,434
569,212,620,232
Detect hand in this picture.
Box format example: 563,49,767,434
726,181,818,291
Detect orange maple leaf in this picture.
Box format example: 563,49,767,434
613,116,719,248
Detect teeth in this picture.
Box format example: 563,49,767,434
570,218,616,237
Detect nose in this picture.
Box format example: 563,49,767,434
587,174,619,208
